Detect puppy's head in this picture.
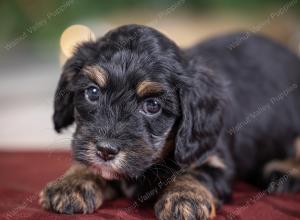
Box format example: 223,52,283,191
53,25,225,180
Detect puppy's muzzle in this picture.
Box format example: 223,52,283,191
96,144,119,161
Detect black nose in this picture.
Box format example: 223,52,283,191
96,146,119,161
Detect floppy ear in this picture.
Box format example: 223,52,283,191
53,41,98,133
53,58,77,133
174,66,226,166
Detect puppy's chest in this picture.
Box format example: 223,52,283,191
120,177,161,204
120,180,138,198
119,166,183,204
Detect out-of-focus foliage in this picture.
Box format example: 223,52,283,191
0,0,299,44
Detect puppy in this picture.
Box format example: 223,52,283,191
39,24,300,220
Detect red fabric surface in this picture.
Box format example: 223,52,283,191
0,151,299,220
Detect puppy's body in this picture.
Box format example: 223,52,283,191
40,25,300,219
188,33,300,182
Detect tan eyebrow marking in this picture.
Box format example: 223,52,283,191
83,65,107,87
136,81,164,96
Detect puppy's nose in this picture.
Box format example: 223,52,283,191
96,146,119,161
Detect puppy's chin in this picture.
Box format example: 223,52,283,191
90,165,122,180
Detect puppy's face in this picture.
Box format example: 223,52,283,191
72,63,179,180
54,25,224,180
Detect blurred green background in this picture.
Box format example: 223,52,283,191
1,0,300,53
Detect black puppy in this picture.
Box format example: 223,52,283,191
39,24,300,220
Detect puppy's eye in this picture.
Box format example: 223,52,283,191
85,86,100,103
142,98,161,115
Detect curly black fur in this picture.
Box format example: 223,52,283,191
46,24,300,218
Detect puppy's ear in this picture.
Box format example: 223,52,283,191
174,66,225,166
53,41,97,133
53,58,77,133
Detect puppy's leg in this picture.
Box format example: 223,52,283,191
155,156,232,220
263,159,300,192
39,163,112,214
263,138,300,193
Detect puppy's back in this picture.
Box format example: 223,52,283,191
186,32,300,178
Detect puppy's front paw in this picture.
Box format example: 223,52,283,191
154,190,216,220
39,176,103,214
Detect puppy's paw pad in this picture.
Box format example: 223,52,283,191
39,178,103,214
155,191,215,220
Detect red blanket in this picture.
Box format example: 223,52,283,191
0,151,299,220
